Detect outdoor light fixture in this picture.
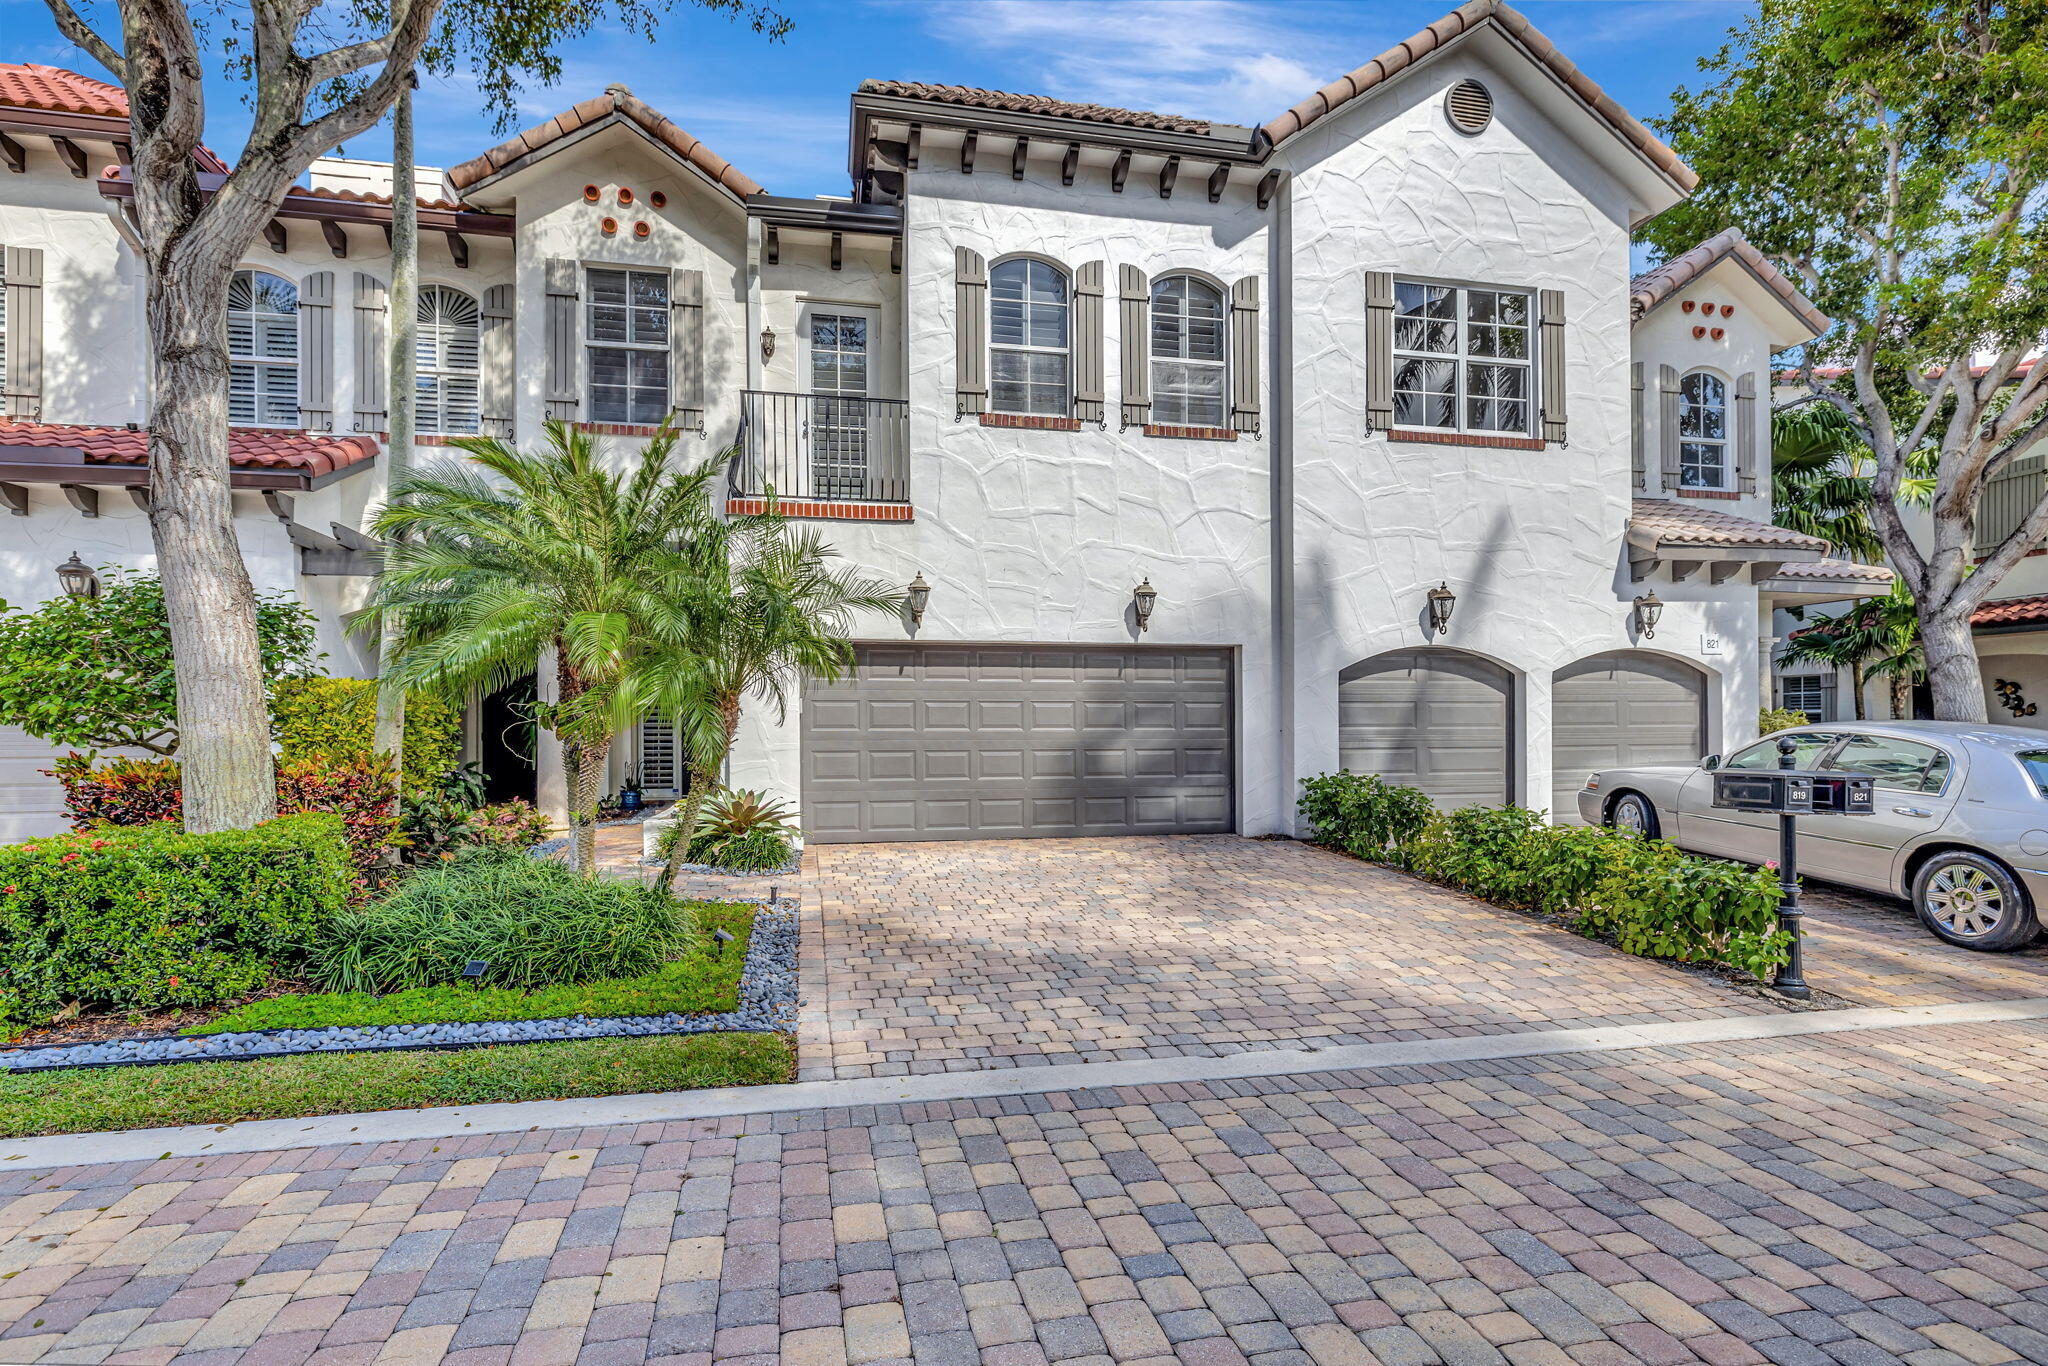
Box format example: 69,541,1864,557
760,325,776,362
906,571,930,626
1634,591,1664,640
1426,582,1456,636
55,552,98,599
461,960,489,982
711,928,735,955
1132,578,1158,633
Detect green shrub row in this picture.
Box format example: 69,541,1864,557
0,815,352,1026
1298,771,1790,979
271,676,464,785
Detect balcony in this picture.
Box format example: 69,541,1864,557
730,390,910,509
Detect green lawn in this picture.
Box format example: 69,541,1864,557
0,1032,792,1138
190,904,755,1034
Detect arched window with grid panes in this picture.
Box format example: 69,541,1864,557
415,285,481,435
1678,370,1729,489
989,257,1069,417
227,270,299,426
1149,274,1227,428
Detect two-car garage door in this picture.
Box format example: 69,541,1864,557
802,643,1233,842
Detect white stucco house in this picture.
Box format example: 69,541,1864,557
0,0,1893,843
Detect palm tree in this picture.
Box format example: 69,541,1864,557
1772,403,1885,563
1778,579,1924,720
357,421,721,872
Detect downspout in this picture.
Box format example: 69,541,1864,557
1270,175,1295,835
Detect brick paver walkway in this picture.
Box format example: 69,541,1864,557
5,1019,2048,1365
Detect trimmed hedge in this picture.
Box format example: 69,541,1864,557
0,814,351,1027
271,676,463,785
1299,771,1789,979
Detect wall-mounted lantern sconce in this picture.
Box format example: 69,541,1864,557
906,572,930,627
1633,590,1664,640
1132,578,1158,633
1426,582,1456,636
760,326,776,363
55,552,98,599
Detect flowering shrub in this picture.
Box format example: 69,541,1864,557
1299,774,1789,979
0,815,350,1026
50,754,183,827
471,800,555,850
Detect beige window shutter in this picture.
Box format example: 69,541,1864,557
297,271,334,431
479,283,515,439
1629,362,1645,489
1364,271,1394,433
1072,261,1104,424
544,259,580,422
1538,288,1567,444
351,272,388,432
1230,276,1260,434
1736,371,1758,493
1658,363,1682,490
1118,264,1150,427
672,267,705,433
954,247,987,417
2,245,44,419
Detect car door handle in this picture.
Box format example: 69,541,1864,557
1892,806,1933,818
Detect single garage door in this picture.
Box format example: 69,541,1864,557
1550,652,1706,820
1338,650,1512,809
0,725,70,843
802,643,1233,842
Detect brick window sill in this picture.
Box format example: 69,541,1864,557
573,421,667,438
1676,487,1742,500
726,497,913,522
1389,428,1547,451
1143,423,1238,442
980,412,1083,432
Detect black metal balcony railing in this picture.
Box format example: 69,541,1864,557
731,390,910,504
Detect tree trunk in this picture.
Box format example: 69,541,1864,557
566,735,609,872
373,80,417,797
147,271,277,833
659,693,743,892
1850,659,1867,720
1920,606,1985,721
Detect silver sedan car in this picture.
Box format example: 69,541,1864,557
1577,720,2048,953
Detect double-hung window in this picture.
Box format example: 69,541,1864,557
1150,275,1227,427
586,267,669,425
227,269,300,427
1679,371,1729,488
989,258,1068,417
415,286,481,435
1391,280,1532,435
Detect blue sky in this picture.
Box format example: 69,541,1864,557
1,0,1753,200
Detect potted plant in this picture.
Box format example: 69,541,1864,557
619,761,644,814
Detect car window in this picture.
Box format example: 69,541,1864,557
1823,733,1953,793
2017,751,2048,798
1723,733,1841,770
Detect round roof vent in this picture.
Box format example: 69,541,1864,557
1445,79,1494,135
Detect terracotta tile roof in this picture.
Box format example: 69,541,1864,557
290,182,470,212
857,80,1214,135
0,420,379,480
447,84,763,199
1630,228,1830,339
1772,558,1895,584
1261,0,1695,192
1630,496,1830,554
0,62,231,174
1974,595,2048,628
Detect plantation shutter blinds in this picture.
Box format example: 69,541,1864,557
479,283,515,438
351,272,388,431
1072,260,1104,424
1629,362,1645,489
1657,363,1682,490
1363,270,1394,433
296,271,334,430
671,267,705,432
1229,276,1260,434
2,245,45,419
544,258,580,421
1735,371,1758,493
953,247,987,416
1537,288,1567,443
1118,264,1150,426
416,286,481,435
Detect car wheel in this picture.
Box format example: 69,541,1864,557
1910,851,2041,952
1608,792,1660,840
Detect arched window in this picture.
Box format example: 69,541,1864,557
227,270,299,426
415,286,481,435
1150,275,1227,428
1679,371,1728,488
989,258,1068,417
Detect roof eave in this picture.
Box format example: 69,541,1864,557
455,111,757,212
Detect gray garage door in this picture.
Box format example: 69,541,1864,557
1338,650,1512,809
802,643,1234,842
1550,652,1706,821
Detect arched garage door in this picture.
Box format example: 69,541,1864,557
1551,652,1706,820
1338,650,1513,809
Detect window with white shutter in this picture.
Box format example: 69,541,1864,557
415,285,481,435
1149,275,1227,428
228,270,301,427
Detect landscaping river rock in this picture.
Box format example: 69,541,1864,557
0,896,798,1073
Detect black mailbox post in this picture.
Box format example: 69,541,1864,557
1711,737,1876,999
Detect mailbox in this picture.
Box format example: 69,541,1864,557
1713,769,1875,815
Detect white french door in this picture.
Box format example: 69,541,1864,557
800,306,872,499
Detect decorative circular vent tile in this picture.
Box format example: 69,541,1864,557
1445,79,1494,135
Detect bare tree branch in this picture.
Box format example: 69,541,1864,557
40,0,125,79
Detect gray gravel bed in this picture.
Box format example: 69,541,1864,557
0,897,798,1074
645,853,803,878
